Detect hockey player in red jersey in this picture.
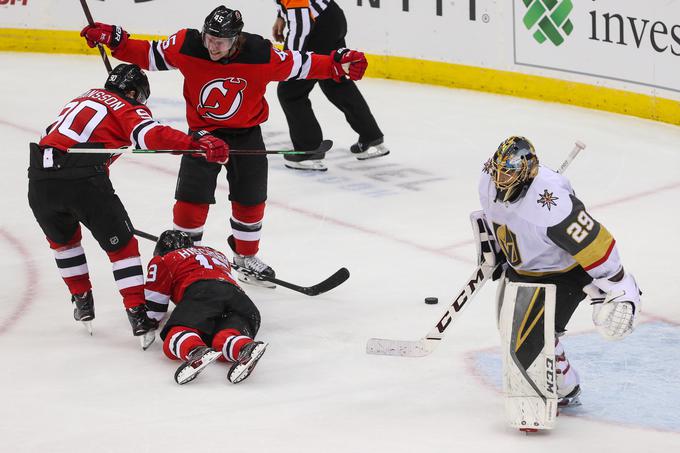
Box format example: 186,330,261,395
80,5,369,287
144,230,268,385
28,64,229,341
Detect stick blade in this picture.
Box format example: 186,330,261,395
365,338,435,357
304,267,349,296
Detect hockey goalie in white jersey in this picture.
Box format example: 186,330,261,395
474,136,641,432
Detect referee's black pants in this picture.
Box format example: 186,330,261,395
278,1,382,162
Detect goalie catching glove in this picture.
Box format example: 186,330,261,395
330,48,368,82
589,269,641,341
80,22,129,50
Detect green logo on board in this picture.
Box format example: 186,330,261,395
523,0,574,46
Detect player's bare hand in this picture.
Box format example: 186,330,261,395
331,48,368,82
272,17,285,43
80,22,129,49
194,131,230,164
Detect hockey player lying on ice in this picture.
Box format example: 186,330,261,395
144,230,268,385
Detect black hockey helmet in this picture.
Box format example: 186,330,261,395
154,230,194,256
491,136,539,203
203,6,243,39
104,64,150,104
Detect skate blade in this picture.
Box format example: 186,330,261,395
140,331,156,350
81,321,93,335
558,395,582,408
228,342,268,384
237,273,276,289
175,350,222,385
356,149,390,161
284,162,328,172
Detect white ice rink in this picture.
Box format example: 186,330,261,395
1,53,679,452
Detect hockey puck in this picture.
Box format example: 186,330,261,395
424,297,439,305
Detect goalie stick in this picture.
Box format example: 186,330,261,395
366,141,586,357
133,229,350,297
68,140,334,157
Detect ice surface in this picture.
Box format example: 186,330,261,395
1,53,679,452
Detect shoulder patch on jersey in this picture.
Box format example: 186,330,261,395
536,189,559,211
231,33,272,64
515,166,574,227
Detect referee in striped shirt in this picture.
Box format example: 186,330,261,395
273,0,389,171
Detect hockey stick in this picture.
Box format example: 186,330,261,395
133,229,350,297
230,262,350,297
79,0,113,73
366,140,587,357
68,140,333,156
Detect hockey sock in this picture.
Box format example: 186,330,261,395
213,328,252,362
555,338,580,395
164,326,206,361
48,226,91,295
173,201,209,245
230,201,265,256
106,236,145,309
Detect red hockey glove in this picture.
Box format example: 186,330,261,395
330,48,368,82
193,131,230,164
80,22,129,49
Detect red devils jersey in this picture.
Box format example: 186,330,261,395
143,246,240,321
112,30,335,131
39,89,194,157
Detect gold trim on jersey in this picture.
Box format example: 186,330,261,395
573,226,615,270
513,262,579,277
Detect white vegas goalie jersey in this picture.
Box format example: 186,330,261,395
478,164,621,279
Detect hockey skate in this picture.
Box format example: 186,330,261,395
558,385,582,407
232,253,277,288
72,291,94,335
174,346,223,385
350,137,390,161
126,305,160,350
227,341,268,384
284,159,328,172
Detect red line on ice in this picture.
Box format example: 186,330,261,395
0,229,39,336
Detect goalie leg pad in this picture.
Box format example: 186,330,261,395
500,281,558,430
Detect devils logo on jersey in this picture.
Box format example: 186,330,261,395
197,77,247,121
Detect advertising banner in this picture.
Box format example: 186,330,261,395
514,0,680,93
